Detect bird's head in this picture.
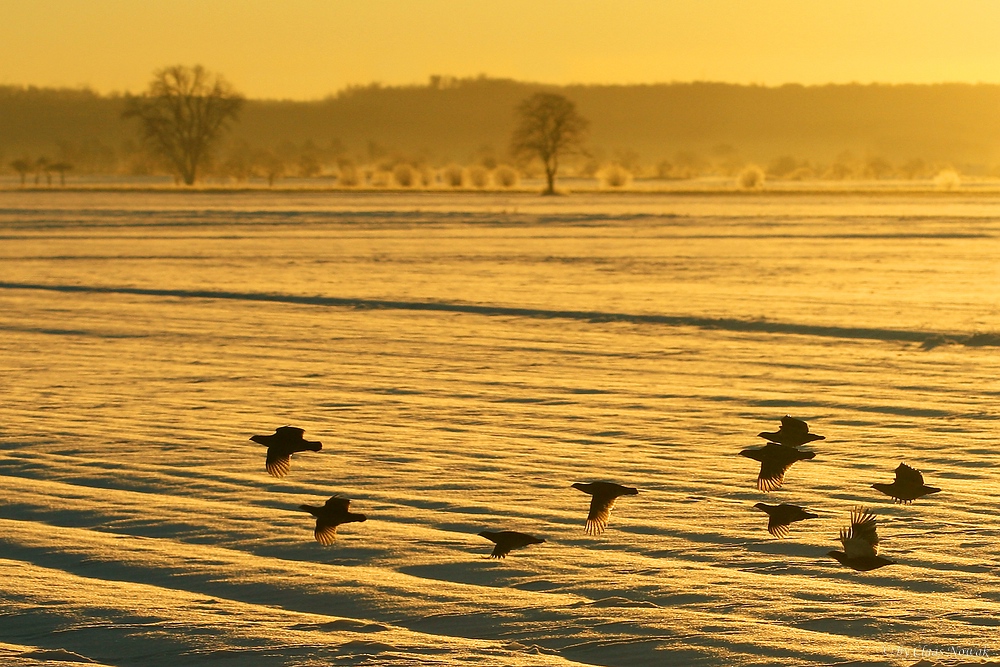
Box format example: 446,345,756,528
752,502,769,512
827,550,847,565
571,482,586,491
478,530,497,539
249,434,265,445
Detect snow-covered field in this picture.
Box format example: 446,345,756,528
1,189,998,666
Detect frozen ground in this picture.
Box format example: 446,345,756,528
1,189,998,666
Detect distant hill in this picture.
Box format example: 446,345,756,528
3,78,1000,176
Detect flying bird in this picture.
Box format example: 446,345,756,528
250,425,322,478
872,463,941,504
571,481,639,535
827,506,895,571
752,502,818,538
739,443,816,492
298,496,367,545
758,415,825,448
478,530,545,558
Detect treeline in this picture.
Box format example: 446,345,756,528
4,77,1000,181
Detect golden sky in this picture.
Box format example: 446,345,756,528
3,0,1000,99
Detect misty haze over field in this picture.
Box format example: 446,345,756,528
6,79,1000,180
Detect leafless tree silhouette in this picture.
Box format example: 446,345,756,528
10,159,31,185
49,162,72,186
510,93,588,195
258,150,285,187
124,65,243,185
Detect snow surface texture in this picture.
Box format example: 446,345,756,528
1,190,998,666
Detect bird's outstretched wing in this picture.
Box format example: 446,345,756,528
265,450,291,478
314,521,338,545
767,517,790,538
479,532,509,558
894,463,924,486
586,494,617,535
840,507,879,558
765,504,815,537
757,456,791,492
481,531,542,558
490,542,511,559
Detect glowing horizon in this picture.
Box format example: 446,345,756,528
2,0,1000,100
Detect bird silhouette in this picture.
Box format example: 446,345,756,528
740,443,815,491
827,506,895,571
872,463,941,504
571,481,639,535
758,415,825,447
478,530,545,558
752,502,818,538
298,496,366,545
250,426,322,478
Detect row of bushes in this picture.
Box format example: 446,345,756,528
326,159,972,188
6,135,982,181
323,162,963,190
4,156,967,190
734,164,963,190
4,135,978,187
348,163,521,189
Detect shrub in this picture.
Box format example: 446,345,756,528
256,151,285,187
736,164,766,190
494,164,519,188
934,168,961,190
369,169,392,187
468,165,490,188
419,167,435,187
337,164,360,187
298,154,322,178
767,155,799,179
864,156,894,179
598,164,632,188
393,163,417,187
442,164,465,187
655,160,674,179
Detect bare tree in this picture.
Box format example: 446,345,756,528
255,150,285,187
510,92,588,195
49,162,73,186
10,159,31,185
123,65,243,185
